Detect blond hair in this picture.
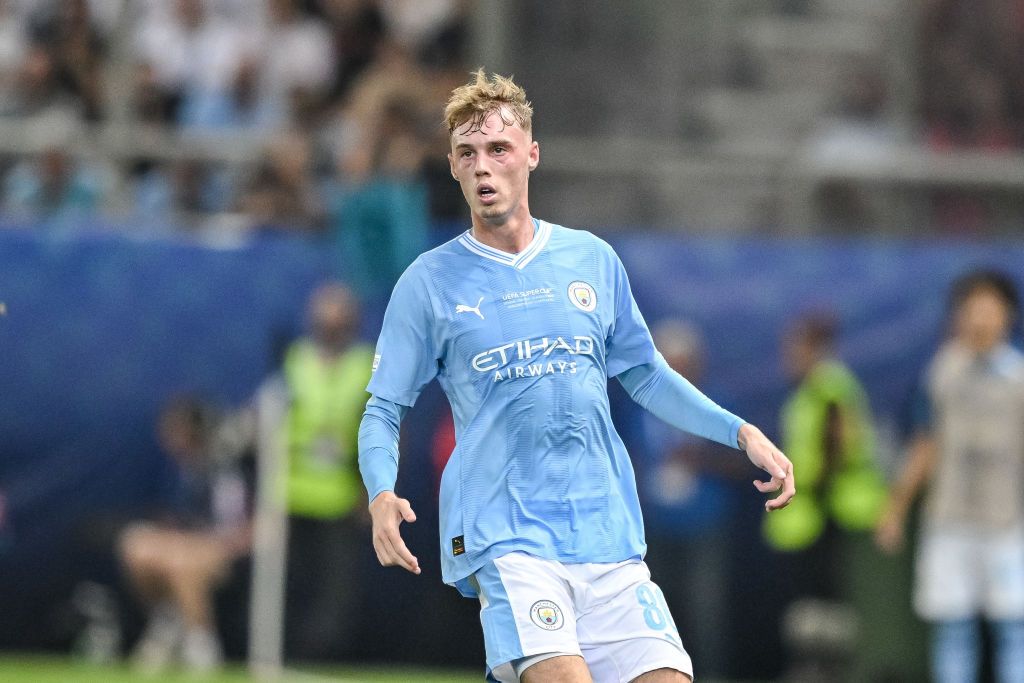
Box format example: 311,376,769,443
444,68,533,136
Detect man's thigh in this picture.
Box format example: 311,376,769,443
914,528,981,620
475,552,582,682
475,554,693,682
576,561,693,683
983,527,1024,620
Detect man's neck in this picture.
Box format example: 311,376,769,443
471,210,535,254
960,339,1003,357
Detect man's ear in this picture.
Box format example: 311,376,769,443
448,152,459,180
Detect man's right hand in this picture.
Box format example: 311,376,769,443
874,504,906,554
368,491,421,574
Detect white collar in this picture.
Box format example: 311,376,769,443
457,219,551,270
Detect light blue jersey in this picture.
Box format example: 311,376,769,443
365,220,736,595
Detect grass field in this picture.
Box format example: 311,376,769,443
0,655,481,682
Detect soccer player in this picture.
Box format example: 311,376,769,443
358,70,795,682
876,271,1024,683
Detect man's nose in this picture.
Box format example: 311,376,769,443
474,157,491,175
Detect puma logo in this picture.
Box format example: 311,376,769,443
456,296,485,320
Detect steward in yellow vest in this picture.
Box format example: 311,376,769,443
283,284,373,520
280,283,374,661
284,338,373,519
764,316,887,552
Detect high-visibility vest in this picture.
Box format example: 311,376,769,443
764,360,887,551
283,340,373,519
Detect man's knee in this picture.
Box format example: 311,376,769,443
120,532,161,573
631,667,691,683
521,654,592,683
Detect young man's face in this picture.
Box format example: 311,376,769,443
448,107,539,226
955,287,1013,353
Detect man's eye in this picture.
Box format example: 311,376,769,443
461,150,473,158
493,147,506,154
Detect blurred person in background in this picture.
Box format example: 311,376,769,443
328,94,429,300
3,146,107,222
117,396,251,673
327,37,431,178
239,129,324,233
318,0,386,104
920,0,1021,151
636,319,746,679
132,0,250,129
279,282,373,662
241,0,335,130
919,0,1023,235
0,0,30,117
12,0,107,122
765,312,888,681
128,156,235,232
876,270,1024,683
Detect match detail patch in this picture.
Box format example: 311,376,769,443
451,535,465,556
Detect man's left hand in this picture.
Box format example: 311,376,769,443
738,423,796,511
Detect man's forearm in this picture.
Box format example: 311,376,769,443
887,432,938,516
358,395,407,502
618,356,745,449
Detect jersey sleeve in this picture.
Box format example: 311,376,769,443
605,249,658,378
366,261,440,407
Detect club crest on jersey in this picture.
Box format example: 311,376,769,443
530,600,564,630
567,281,597,312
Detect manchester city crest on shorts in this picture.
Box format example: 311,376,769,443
567,281,597,312
530,600,564,630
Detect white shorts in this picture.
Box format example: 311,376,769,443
914,525,1024,621
472,552,693,683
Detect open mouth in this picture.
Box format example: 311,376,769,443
477,184,496,200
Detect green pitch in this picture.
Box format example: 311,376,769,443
0,655,481,683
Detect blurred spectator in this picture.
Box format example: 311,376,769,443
918,1,1024,233
319,0,386,103
22,0,107,121
3,147,107,221
242,0,335,130
277,282,373,661
805,61,893,233
765,312,888,680
328,39,431,178
636,320,746,679
378,0,462,57
920,0,1023,149
421,63,473,223
836,63,887,124
238,130,323,233
877,270,1024,683
328,94,429,299
0,0,30,117
133,0,250,128
128,157,235,231
117,396,251,673
0,0,471,238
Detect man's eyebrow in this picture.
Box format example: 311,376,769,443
454,139,515,150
